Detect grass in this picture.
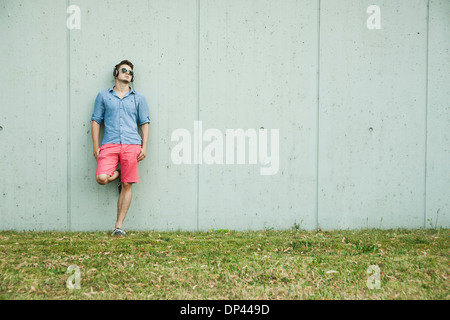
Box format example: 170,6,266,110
0,228,448,300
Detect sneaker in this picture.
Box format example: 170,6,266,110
111,228,127,237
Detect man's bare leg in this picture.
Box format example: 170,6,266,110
115,182,132,229
96,170,120,185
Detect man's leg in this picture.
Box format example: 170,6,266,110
115,182,133,229
95,144,120,185
96,170,120,185
114,144,141,231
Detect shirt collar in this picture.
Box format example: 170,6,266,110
108,86,135,95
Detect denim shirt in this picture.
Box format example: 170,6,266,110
91,87,150,146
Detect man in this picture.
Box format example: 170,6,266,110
91,60,150,236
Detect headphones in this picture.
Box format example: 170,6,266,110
113,64,134,82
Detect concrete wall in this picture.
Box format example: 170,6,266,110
0,0,449,231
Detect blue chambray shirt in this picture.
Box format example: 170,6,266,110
91,87,150,146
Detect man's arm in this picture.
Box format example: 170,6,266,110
92,120,101,161
91,92,105,161
137,122,149,162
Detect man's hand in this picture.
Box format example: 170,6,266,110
137,148,146,162
93,148,100,161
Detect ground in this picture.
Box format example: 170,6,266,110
0,228,448,300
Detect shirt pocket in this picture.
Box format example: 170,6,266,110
123,97,138,116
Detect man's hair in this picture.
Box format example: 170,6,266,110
115,59,134,71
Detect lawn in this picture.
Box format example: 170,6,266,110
0,228,448,300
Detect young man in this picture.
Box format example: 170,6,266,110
91,60,150,236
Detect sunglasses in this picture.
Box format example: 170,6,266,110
120,68,134,76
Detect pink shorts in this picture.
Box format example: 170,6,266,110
96,144,142,183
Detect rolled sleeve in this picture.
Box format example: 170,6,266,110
91,92,105,124
137,94,150,126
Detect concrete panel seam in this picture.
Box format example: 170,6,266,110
66,0,72,231
424,0,430,228
315,0,321,231
196,0,201,231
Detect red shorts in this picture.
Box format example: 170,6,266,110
96,144,142,183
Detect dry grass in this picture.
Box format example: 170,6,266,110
0,228,448,300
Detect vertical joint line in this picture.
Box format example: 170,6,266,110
315,0,321,230
196,0,200,231
424,0,430,228
66,0,72,231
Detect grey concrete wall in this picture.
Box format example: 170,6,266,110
0,0,448,231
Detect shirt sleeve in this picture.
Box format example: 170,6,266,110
137,94,151,126
91,92,105,124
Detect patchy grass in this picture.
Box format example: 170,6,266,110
0,228,448,300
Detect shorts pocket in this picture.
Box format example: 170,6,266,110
136,146,142,158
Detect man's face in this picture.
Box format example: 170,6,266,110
117,64,133,83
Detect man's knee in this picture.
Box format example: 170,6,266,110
121,182,133,190
96,174,109,185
